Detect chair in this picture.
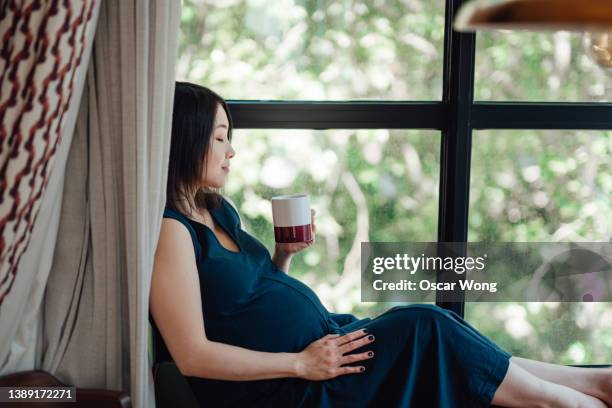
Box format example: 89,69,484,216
150,320,199,408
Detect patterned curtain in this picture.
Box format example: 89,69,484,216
0,0,98,305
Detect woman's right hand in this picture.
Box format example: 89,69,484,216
294,329,375,380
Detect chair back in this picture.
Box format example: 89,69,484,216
150,317,199,408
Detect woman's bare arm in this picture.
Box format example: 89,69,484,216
150,218,302,380
271,249,293,273
150,217,373,381
187,340,299,380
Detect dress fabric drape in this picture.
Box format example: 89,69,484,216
153,199,512,408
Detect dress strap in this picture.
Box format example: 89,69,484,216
217,196,242,230
162,207,203,261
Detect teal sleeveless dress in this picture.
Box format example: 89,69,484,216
154,197,511,407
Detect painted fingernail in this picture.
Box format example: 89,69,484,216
363,329,369,334
368,351,374,357
368,335,375,341
360,367,365,372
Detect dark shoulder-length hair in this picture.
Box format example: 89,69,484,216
166,81,233,215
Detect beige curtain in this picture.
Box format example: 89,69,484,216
0,0,100,372
39,1,180,407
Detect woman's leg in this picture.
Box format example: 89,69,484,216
491,361,608,408
510,356,612,405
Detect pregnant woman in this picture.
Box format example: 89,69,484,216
149,82,611,408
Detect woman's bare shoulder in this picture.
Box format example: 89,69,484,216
157,217,196,258
151,217,206,375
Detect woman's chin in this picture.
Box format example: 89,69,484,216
202,175,228,189
212,180,227,189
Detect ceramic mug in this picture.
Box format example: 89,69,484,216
271,194,313,243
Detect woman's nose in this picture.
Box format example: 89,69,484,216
228,145,235,158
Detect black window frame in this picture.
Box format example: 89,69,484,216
225,0,612,349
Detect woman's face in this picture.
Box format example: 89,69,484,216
202,103,235,188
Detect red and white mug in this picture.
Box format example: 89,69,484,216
271,194,313,243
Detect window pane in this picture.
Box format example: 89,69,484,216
225,129,440,318
178,0,445,100
475,32,612,102
467,130,612,364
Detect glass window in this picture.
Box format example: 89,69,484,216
467,129,612,364
475,32,612,102
176,0,612,363
225,129,440,317
178,0,445,100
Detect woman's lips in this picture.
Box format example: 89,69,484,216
222,166,230,173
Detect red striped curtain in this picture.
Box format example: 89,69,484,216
0,0,97,306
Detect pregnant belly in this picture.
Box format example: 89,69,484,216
203,275,330,353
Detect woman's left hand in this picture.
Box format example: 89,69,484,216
274,208,317,257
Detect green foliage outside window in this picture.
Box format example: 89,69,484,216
178,0,612,364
